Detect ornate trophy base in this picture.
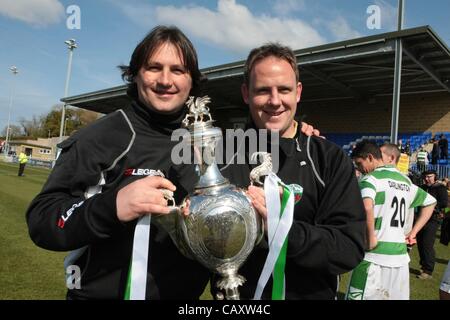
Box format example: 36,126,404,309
215,271,246,300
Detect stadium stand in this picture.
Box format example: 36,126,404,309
326,132,449,179
327,132,437,154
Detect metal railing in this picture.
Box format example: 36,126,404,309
409,163,450,179
8,155,53,169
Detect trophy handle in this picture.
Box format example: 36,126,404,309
160,188,176,207
152,193,196,260
249,152,273,186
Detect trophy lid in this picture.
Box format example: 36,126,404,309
185,122,223,145
182,96,229,190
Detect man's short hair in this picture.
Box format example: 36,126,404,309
381,143,401,164
351,140,382,160
243,43,299,85
119,25,202,95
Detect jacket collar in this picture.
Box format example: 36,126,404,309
244,119,300,158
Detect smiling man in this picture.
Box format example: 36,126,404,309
26,26,210,300
216,43,367,300
242,53,301,138
134,41,194,114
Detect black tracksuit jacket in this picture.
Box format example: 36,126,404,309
420,182,449,219
215,126,367,299
26,98,210,299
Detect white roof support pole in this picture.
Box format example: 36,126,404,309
390,0,405,144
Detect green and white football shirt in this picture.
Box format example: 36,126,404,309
359,165,436,267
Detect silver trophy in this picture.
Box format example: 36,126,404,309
155,96,269,300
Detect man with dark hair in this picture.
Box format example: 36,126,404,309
215,43,367,300
347,140,435,299
416,169,449,280
26,25,212,300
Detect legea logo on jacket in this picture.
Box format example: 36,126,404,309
57,201,85,229
124,168,163,176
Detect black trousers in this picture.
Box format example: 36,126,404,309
18,163,26,176
441,148,448,160
417,162,426,173
417,218,440,274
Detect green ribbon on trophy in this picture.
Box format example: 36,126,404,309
253,172,302,300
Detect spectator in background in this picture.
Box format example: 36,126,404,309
18,152,28,177
397,139,404,153
431,139,439,165
416,170,449,280
404,140,411,156
439,134,448,160
397,139,410,155
416,146,428,173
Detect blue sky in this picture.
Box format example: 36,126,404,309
0,0,449,131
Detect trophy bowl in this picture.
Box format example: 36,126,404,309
177,182,261,300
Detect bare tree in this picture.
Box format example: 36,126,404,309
19,115,45,138
1,124,23,139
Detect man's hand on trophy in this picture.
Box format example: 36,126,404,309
116,176,177,222
247,185,283,232
247,186,267,231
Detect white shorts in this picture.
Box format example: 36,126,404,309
346,260,409,300
440,261,450,293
